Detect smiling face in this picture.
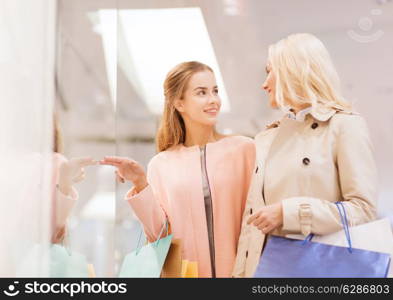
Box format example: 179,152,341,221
262,62,279,109
175,70,221,127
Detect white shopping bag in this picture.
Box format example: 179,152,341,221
286,218,393,277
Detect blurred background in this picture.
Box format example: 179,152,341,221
1,0,392,276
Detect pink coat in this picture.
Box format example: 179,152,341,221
126,136,255,277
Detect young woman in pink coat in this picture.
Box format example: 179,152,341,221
100,61,256,277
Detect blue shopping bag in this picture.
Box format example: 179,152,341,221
119,221,172,278
254,202,391,278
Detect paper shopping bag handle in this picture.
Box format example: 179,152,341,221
335,201,353,253
303,201,353,253
135,219,169,254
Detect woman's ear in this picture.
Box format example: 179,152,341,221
174,99,185,112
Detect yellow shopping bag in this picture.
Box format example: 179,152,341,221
181,260,198,278
160,224,199,278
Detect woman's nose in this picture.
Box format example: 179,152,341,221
208,94,219,104
262,80,268,90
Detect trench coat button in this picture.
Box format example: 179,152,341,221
302,157,310,165
255,166,259,173
311,122,319,129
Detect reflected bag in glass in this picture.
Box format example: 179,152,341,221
50,244,89,277
254,202,391,278
119,221,172,278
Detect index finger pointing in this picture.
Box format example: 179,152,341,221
73,157,97,167
102,156,128,164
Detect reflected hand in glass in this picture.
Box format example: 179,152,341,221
57,156,97,195
52,155,97,244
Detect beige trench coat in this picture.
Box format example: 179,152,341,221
232,106,378,277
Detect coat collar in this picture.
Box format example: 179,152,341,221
287,104,341,122
285,106,312,122
309,104,343,122
266,104,351,129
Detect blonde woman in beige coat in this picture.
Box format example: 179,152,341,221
233,33,378,277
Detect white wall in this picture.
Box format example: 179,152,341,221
0,0,56,276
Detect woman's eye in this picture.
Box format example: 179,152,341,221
213,89,219,95
198,90,206,95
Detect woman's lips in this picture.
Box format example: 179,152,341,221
204,108,219,116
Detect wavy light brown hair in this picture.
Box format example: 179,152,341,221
156,61,214,152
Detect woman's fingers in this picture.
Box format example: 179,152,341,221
78,157,97,167
248,211,275,233
73,170,86,183
101,156,127,163
73,173,85,183
70,157,97,168
248,211,265,225
247,212,260,225
257,219,270,230
253,216,267,228
99,158,129,168
115,170,125,183
259,224,275,234
101,156,138,165
78,168,86,176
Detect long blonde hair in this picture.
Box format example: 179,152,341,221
268,33,351,111
156,61,214,152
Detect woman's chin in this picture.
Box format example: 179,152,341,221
200,117,218,126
